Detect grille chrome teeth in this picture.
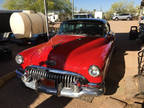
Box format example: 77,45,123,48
44,73,47,78
42,72,44,77
67,75,70,84
70,76,73,83
25,68,83,87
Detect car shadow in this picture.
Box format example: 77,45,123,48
105,33,142,95
0,78,39,108
36,96,72,108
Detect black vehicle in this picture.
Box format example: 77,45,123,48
129,26,138,40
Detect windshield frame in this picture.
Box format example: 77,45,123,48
58,20,106,37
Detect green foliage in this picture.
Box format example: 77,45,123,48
3,0,72,14
104,11,113,20
105,0,139,20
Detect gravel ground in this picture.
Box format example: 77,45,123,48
0,20,143,108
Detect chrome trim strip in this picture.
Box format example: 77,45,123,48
16,69,24,78
88,83,103,87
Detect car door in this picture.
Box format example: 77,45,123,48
123,14,128,20
120,14,126,20
118,14,123,20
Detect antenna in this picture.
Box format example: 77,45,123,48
44,0,49,39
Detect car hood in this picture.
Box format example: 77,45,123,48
48,35,108,69
20,34,111,82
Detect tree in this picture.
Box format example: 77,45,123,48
105,0,139,20
3,0,72,14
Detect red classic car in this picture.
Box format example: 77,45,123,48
15,18,115,98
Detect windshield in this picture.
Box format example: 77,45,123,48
58,20,105,36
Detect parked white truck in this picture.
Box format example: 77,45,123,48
48,12,59,23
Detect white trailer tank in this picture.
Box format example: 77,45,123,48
10,10,47,39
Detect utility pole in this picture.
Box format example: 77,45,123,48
44,0,49,38
72,0,74,19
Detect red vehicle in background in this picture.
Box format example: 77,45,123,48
15,18,115,98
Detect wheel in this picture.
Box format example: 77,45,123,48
115,17,118,21
127,17,130,21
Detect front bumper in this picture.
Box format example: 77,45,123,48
16,67,105,98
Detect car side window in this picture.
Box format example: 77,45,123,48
59,23,74,34
75,24,83,29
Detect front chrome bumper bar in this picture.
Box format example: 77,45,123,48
16,68,105,98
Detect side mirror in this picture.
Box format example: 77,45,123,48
107,31,115,41
49,28,58,37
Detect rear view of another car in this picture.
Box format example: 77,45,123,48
112,14,132,21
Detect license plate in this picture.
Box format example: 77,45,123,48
41,79,55,88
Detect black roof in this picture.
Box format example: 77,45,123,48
0,10,22,13
64,18,107,24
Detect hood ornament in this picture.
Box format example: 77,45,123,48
45,60,56,66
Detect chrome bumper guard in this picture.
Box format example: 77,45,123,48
16,68,104,98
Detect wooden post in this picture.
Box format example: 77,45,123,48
44,0,49,38
72,0,74,19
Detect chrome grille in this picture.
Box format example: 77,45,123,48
25,66,88,87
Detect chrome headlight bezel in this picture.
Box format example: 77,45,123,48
88,65,100,77
15,54,24,64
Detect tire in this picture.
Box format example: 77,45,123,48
115,17,118,21
127,17,130,21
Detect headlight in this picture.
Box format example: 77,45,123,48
15,55,24,64
88,65,100,77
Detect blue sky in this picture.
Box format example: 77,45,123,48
0,0,4,9
72,0,141,11
0,0,142,11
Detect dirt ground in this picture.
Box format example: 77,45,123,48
0,20,143,108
